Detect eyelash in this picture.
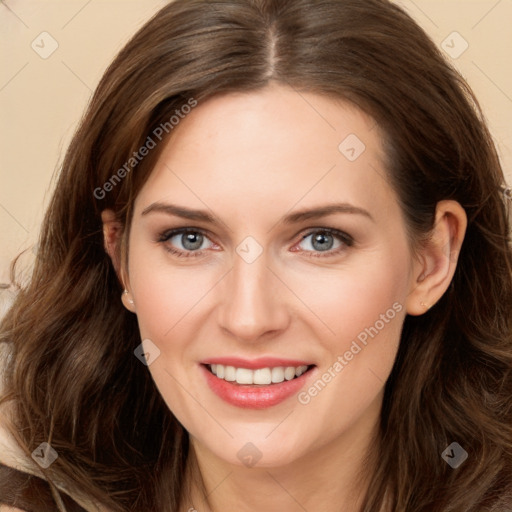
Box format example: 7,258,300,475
157,227,354,259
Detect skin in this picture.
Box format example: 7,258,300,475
103,84,466,512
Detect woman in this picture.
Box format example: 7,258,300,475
1,0,511,510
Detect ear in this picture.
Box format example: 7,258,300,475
406,200,467,316
101,209,136,313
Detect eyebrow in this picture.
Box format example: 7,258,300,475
141,201,374,224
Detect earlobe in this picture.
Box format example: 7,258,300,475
121,289,137,313
406,200,467,316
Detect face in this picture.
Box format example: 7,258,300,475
124,84,417,469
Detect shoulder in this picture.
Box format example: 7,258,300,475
0,345,109,512
0,343,39,477
0,345,50,511
0,344,36,476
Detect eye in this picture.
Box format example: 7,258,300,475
295,228,353,255
157,227,352,258
158,229,215,257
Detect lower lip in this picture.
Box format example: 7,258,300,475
201,364,315,409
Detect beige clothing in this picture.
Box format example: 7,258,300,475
0,343,103,512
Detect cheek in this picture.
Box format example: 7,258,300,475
325,269,405,348
288,251,409,349
126,246,219,421
127,242,218,343
290,249,409,427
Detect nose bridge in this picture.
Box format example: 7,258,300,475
217,252,288,340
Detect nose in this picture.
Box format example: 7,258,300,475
216,253,290,342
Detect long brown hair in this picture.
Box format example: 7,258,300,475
1,0,511,510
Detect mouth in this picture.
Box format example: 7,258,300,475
200,360,317,409
205,363,315,386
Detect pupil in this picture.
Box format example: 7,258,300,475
182,232,203,250
312,232,333,251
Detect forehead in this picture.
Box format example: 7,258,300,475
134,84,397,223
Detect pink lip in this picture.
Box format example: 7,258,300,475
201,356,313,369
200,362,316,409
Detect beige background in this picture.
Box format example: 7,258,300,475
1,0,511,287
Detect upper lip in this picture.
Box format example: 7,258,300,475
201,357,314,370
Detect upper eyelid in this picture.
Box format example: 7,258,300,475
158,226,215,240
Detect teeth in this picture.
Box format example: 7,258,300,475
284,367,296,380
253,368,272,385
295,366,307,377
209,364,309,385
236,368,254,384
224,366,236,382
271,367,285,383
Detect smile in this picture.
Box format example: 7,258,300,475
201,359,316,409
